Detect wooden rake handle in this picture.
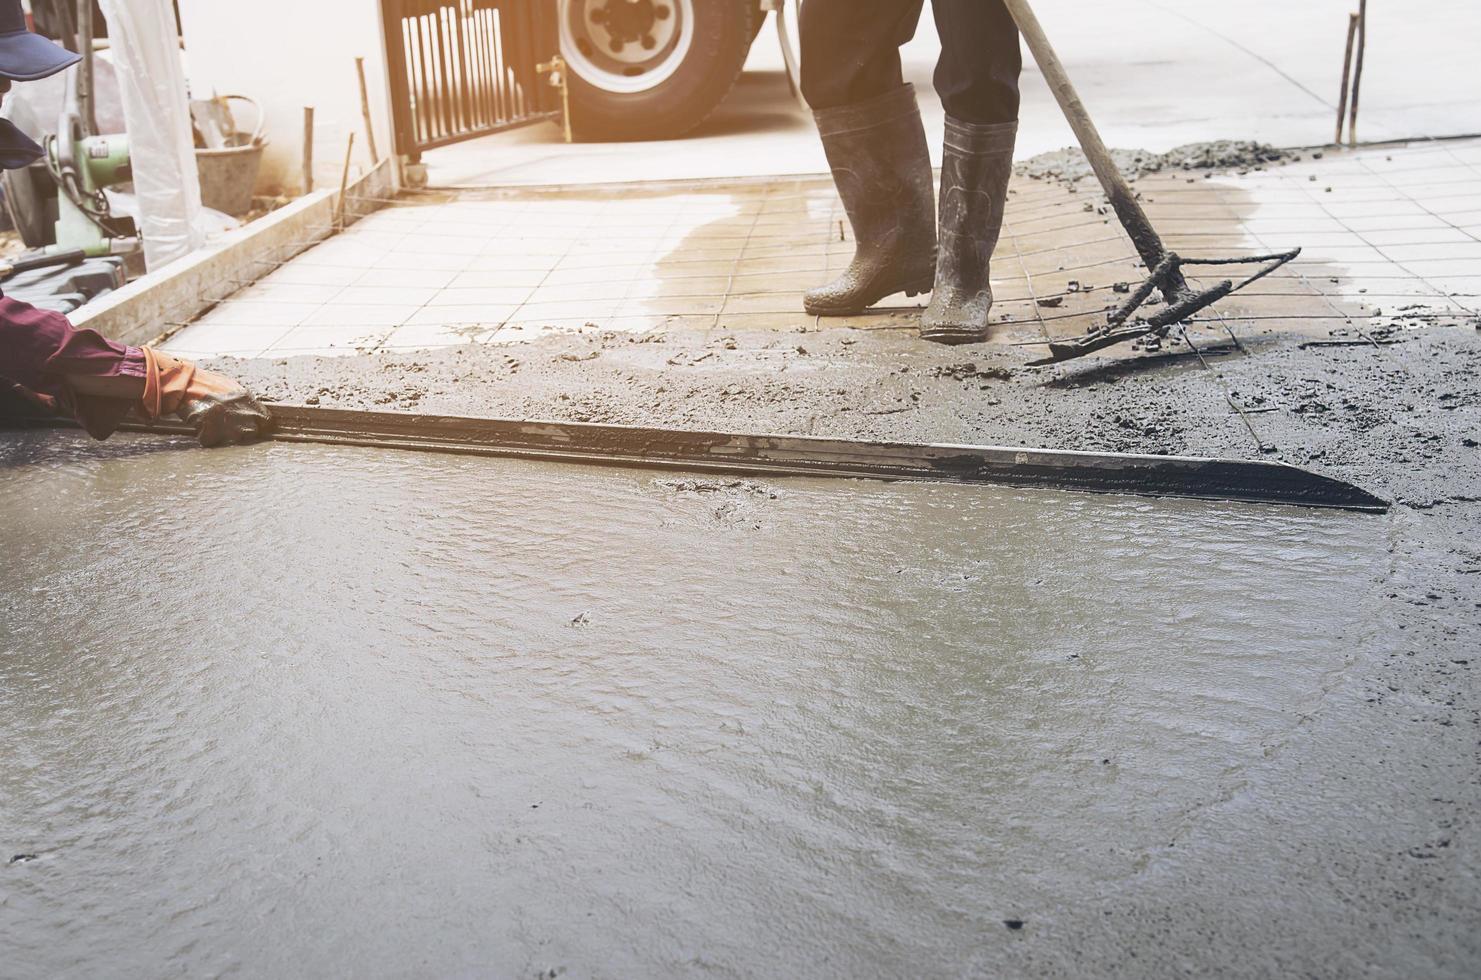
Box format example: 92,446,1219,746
999,0,1186,295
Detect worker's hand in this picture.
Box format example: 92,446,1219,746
177,382,272,447
137,347,272,447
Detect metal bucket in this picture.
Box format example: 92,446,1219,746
194,95,267,217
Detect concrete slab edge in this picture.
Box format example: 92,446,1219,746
71,159,398,348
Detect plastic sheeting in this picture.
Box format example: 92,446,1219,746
95,0,204,270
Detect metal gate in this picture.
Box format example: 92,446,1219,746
382,0,563,161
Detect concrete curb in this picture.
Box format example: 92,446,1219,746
72,158,397,348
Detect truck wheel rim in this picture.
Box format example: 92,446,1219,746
559,0,696,95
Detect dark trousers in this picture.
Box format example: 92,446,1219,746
799,0,1021,125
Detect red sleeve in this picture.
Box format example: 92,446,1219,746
0,294,148,438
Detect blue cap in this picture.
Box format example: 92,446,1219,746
0,0,83,82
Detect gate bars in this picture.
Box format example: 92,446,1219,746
382,0,562,160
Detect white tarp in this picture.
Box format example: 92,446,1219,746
96,0,204,270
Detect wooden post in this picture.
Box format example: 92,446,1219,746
1348,0,1367,146
1335,13,1359,144
356,57,381,165
302,106,315,193
336,133,356,229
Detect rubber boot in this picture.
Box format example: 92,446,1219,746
920,117,1017,345
803,84,936,316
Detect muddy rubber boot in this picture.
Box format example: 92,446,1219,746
803,85,936,317
920,118,1017,345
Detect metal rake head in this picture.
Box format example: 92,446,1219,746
1028,247,1301,365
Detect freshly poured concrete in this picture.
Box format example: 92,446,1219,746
0,430,1396,977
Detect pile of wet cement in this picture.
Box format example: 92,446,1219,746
221,318,1480,507
1016,139,1296,186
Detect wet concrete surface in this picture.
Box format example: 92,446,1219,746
16,135,1481,974
201,282,1481,976
0,430,1434,977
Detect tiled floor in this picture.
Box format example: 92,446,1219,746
163,139,1481,359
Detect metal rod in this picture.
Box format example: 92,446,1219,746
412,12,432,147
537,56,574,143
435,5,455,138
452,0,470,136
106,406,1388,513
355,57,381,164
335,132,356,229
1179,326,1273,453
0,248,87,280
999,0,1188,298
1348,0,1368,146
1336,12,1359,144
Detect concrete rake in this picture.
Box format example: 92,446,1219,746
1002,0,1301,365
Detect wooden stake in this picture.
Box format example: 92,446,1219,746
302,106,315,194
1348,0,1367,146
356,57,381,165
1336,12,1359,144
336,132,356,229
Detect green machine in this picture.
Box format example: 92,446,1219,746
43,92,138,258
1,0,140,260
42,0,138,258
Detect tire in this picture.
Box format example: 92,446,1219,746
561,0,754,141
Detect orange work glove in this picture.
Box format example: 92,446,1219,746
137,347,272,447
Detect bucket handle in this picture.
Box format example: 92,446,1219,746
211,94,267,146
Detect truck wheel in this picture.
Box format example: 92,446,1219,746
560,0,753,141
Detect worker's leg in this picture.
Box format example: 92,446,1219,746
798,0,937,315
921,0,1020,344
931,0,1021,125
798,0,926,111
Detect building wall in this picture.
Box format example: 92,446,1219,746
177,0,394,195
